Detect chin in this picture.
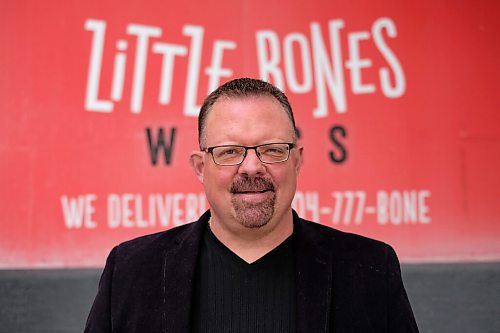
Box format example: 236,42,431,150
232,201,275,229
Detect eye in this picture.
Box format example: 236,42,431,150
221,148,238,155
260,144,287,156
214,146,244,158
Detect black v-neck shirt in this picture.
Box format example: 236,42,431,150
191,224,296,333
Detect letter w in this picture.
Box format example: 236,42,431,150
61,195,86,228
146,127,176,165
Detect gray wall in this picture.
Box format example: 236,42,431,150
1,263,499,333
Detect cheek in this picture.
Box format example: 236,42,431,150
203,171,232,210
270,167,297,192
204,166,236,190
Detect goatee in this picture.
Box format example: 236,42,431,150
230,176,276,228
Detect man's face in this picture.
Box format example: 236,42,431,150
191,95,302,231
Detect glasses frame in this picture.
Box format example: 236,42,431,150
203,142,295,166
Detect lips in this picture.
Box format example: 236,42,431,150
233,189,274,199
232,189,274,206
236,189,271,194
230,177,275,194
230,177,275,205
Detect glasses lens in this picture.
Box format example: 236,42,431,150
212,146,245,165
256,143,290,163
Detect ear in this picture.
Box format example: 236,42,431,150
294,145,304,174
189,151,205,183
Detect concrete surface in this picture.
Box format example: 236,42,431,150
0,263,499,333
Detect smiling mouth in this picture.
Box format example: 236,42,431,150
236,189,272,194
230,176,276,196
233,189,274,202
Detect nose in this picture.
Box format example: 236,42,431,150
237,148,266,176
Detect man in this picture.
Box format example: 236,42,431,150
85,78,419,332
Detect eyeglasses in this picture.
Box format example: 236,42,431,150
203,143,295,166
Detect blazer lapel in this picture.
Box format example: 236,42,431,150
294,217,334,333
162,212,209,332
160,211,335,332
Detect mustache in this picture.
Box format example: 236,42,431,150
230,176,275,193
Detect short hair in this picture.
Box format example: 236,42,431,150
198,78,297,147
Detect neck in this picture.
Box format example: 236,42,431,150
209,210,294,263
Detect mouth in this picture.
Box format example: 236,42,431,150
230,177,276,203
232,187,275,199
232,190,274,204
235,189,272,194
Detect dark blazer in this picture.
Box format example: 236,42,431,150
85,210,419,332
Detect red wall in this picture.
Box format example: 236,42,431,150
1,0,499,267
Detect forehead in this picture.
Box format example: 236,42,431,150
204,95,295,145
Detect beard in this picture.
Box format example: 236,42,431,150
230,176,276,228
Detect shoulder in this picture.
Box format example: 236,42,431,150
295,216,398,265
98,218,206,289
105,212,207,270
114,210,209,252
113,221,197,254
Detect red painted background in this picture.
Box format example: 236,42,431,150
1,0,499,267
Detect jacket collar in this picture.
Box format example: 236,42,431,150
161,210,334,332
162,210,209,332
294,211,334,332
